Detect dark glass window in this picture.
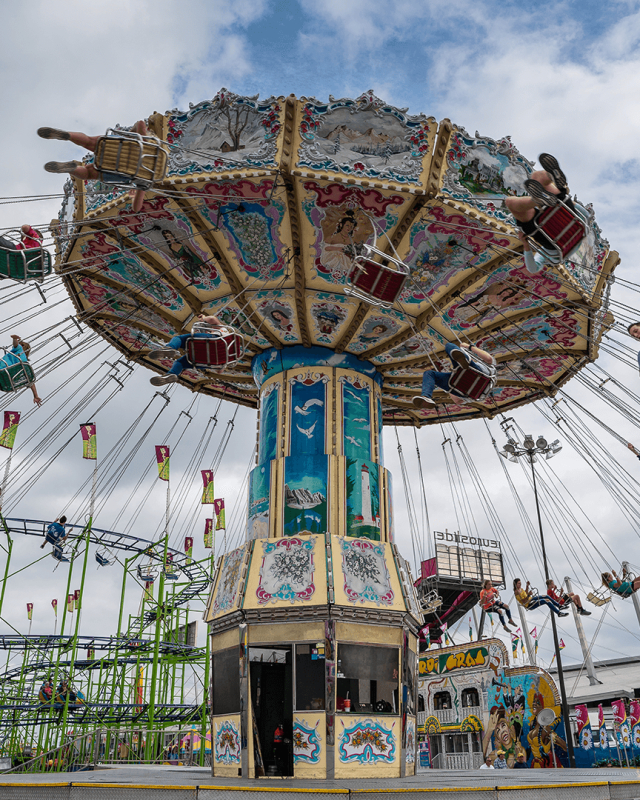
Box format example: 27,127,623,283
462,688,479,708
295,644,325,710
212,647,240,715
418,694,425,712
337,644,399,714
434,690,451,710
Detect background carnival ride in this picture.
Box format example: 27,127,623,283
1,88,640,772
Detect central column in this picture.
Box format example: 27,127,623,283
248,345,394,543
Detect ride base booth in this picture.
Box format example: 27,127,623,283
204,347,422,779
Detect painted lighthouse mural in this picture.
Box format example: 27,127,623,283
347,458,381,540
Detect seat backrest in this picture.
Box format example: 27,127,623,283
186,333,244,368
0,361,35,392
347,256,408,307
448,365,494,400
535,206,586,258
0,248,52,283
95,135,168,183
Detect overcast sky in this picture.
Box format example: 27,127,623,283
2,0,640,678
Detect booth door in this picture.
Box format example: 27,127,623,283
249,646,293,776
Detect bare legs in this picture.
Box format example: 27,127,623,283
505,170,561,223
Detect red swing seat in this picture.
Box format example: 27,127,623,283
448,364,495,400
185,327,245,369
345,244,409,308
528,203,587,260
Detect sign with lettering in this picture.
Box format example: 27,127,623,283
434,531,501,550
419,646,488,675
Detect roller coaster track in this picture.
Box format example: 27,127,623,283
0,701,203,728
1,518,213,629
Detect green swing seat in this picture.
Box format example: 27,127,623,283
0,361,35,393
0,246,52,283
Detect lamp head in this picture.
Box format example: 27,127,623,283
523,435,535,450
536,436,548,450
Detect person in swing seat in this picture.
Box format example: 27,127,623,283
546,578,591,616
413,341,496,408
479,579,518,633
148,313,227,386
513,578,569,616
505,153,589,274
41,515,68,549
602,567,640,598
37,120,155,213
0,335,42,405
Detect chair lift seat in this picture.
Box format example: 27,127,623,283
528,203,587,261
52,545,70,563
136,564,156,583
0,243,52,284
345,244,410,308
95,552,110,567
185,328,245,369
448,363,496,401
420,590,443,614
93,129,168,188
0,361,35,393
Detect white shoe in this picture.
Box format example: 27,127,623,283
413,395,435,408
150,374,178,386
148,348,180,361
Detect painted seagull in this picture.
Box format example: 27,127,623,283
297,421,317,439
353,417,368,423
345,435,362,447
294,398,324,416
344,388,365,403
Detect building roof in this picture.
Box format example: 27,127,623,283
549,653,640,706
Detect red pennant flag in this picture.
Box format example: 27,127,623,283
67,594,74,613
80,423,97,460
204,518,213,549
185,536,193,561
51,599,57,617
0,411,20,450
26,603,33,621
201,470,214,504
155,446,170,481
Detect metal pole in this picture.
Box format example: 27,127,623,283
564,575,600,686
529,451,576,768
516,603,536,666
622,562,640,629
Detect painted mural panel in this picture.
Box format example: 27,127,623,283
167,90,283,174
210,546,247,618
297,92,433,185
252,345,380,389
386,471,394,544
346,458,381,539
283,455,328,536
289,373,328,456
377,395,385,466
213,716,241,766
340,538,394,606
341,377,372,461
309,292,351,345
348,311,404,354
293,714,323,766
258,382,279,464
248,463,271,541
185,179,288,280
420,643,506,676
256,291,300,343
406,717,416,765
256,537,316,604
440,127,533,224
301,182,404,285
338,716,397,764
484,669,568,768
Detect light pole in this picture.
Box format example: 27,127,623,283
499,433,576,768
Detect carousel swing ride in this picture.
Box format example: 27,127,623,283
0,88,636,778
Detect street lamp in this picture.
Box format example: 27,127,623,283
499,433,575,768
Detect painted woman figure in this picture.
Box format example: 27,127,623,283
269,308,293,334
320,206,373,277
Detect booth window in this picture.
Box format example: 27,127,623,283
434,690,451,710
418,694,425,712
462,688,479,708
337,644,399,714
212,648,240,715
295,644,325,710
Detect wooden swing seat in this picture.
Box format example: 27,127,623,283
0,361,35,393
185,328,245,369
529,203,587,260
345,244,410,308
448,363,495,400
587,591,610,607
0,244,52,284
94,130,168,187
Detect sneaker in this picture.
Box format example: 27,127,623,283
44,161,80,174
558,611,569,617
502,625,510,633
578,607,592,616
538,153,568,192
524,179,560,208
148,348,180,361
150,374,178,386
450,347,470,368
37,127,71,141
413,395,436,408
508,619,517,627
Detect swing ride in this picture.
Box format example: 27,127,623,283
0,87,636,779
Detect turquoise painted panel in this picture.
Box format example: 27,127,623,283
290,375,327,456
346,457,381,541
252,345,381,388
258,382,279,464
341,377,371,461
248,463,270,540
283,455,328,536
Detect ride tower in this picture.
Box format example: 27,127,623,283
52,89,618,779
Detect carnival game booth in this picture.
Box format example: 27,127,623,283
205,348,422,780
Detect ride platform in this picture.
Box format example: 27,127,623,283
1,765,639,799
